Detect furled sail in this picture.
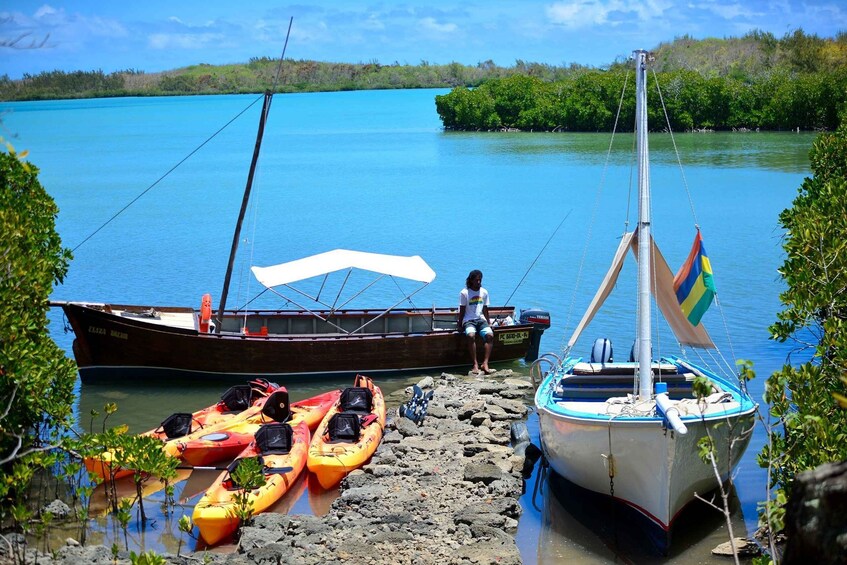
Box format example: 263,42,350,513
566,230,714,350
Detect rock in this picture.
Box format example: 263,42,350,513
474,382,509,395
490,397,527,416
382,429,403,443
416,376,434,389
483,403,511,421
458,400,485,420
340,485,387,504
499,387,529,399
783,460,847,564
424,405,450,419
464,462,504,485
503,377,532,389
394,417,422,436
711,538,760,557
41,499,71,519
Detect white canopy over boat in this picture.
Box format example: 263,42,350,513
251,249,437,288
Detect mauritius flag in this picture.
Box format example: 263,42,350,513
673,231,716,326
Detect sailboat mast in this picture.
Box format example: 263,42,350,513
215,90,274,333
635,49,653,398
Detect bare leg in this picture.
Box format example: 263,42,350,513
467,334,479,372
481,334,494,373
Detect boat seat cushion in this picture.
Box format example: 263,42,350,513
158,412,193,439
340,386,373,413
219,384,254,412
327,412,361,442
255,423,293,455
261,390,291,422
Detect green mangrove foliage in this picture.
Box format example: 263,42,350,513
434,69,847,132
3,29,845,103
0,144,77,520
0,59,577,101
759,119,847,532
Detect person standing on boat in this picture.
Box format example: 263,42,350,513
458,269,495,375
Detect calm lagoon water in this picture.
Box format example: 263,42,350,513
1,89,814,562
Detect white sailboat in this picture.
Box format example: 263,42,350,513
534,50,757,542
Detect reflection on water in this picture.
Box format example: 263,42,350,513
516,410,750,564
536,471,747,564
445,130,814,174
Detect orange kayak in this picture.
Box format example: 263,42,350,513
170,389,340,467
193,420,310,546
83,379,279,481
307,375,386,489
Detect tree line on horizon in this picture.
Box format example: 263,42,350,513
2,28,847,133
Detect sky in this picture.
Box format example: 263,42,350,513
1,1,846,79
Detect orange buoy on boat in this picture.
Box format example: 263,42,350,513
199,293,212,333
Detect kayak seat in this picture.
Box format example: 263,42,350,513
340,387,373,413
261,389,291,423
158,412,193,439
326,412,361,443
255,423,293,455
220,384,253,412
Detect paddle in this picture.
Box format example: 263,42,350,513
176,464,294,474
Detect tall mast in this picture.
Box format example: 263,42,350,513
215,90,274,332
635,49,653,398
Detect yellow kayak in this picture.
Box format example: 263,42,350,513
307,375,386,489
193,420,310,546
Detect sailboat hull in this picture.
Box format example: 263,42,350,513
536,371,755,532
56,301,546,383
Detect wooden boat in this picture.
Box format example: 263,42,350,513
192,420,310,545
55,298,548,384
307,375,386,489
533,50,756,546
52,90,550,385
83,378,278,481
169,388,339,467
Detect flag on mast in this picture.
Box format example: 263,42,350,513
673,231,716,326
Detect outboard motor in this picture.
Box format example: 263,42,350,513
519,308,551,362
590,338,613,364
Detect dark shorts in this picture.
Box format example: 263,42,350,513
463,318,492,338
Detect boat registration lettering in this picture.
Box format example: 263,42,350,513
110,330,128,340
88,326,106,335
498,330,529,345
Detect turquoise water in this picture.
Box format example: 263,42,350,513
1,89,814,561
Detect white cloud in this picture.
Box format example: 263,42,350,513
694,1,761,20
363,13,385,31
34,5,58,19
545,0,672,28
419,16,457,34
148,32,221,50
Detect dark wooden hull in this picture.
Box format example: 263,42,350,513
56,302,546,383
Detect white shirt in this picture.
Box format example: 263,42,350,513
459,287,489,323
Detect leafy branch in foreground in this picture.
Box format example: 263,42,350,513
0,143,77,520
758,117,847,547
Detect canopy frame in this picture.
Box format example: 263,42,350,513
251,249,437,335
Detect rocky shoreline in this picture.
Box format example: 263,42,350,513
11,371,536,565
